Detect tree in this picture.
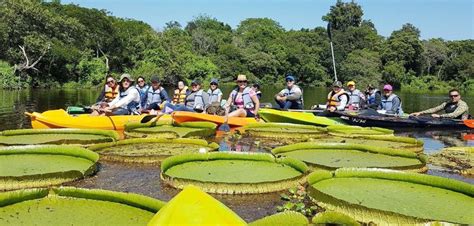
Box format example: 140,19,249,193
340,49,382,86
322,0,363,31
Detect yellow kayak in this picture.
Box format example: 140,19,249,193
25,109,171,131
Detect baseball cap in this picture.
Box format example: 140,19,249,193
150,76,160,83
383,84,393,91
332,81,342,88
210,78,219,85
191,79,202,85
347,81,355,86
285,75,295,81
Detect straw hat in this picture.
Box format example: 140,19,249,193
236,74,247,81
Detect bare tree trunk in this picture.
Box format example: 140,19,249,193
97,44,110,73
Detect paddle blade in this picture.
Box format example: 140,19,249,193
218,123,230,132
140,115,156,123
464,120,474,128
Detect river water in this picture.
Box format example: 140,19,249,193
1,87,473,222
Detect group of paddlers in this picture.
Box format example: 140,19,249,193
91,73,470,120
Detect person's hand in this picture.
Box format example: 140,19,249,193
328,106,336,112
410,112,421,116
255,114,260,122
431,114,440,118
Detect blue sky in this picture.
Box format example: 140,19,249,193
61,0,473,40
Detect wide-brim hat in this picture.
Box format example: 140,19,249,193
236,74,247,81
332,81,342,88
119,73,134,82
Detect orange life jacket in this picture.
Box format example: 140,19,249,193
104,84,120,102
172,86,188,104
327,89,348,107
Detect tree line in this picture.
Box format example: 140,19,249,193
0,0,472,92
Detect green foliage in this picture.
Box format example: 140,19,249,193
0,1,471,91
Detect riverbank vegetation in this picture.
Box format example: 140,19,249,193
0,0,472,92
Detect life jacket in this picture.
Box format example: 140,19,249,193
186,89,205,111
136,84,149,107
146,86,165,106
444,102,466,119
346,89,363,108
119,86,140,113
380,94,404,115
207,88,222,103
282,85,303,105
231,87,254,110
327,89,349,107
104,85,119,102
367,89,380,105
173,86,188,104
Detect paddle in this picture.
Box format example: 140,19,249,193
327,22,338,82
218,105,231,132
464,119,474,128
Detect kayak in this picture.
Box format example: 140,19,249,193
171,111,258,127
25,109,171,131
336,110,470,129
258,108,343,126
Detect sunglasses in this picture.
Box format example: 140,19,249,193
106,80,115,84
383,89,391,92
450,94,459,98
237,80,247,83
122,79,130,83
210,83,217,85
286,80,294,82
138,80,144,83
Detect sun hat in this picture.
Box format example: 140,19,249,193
347,81,355,86
332,81,342,88
383,84,393,91
150,76,160,83
236,74,247,81
191,79,202,85
210,78,219,85
285,75,295,81
119,73,134,82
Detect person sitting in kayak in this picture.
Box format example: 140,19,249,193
207,78,223,104
345,81,366,110
378,84,403,116
172,81,189,105
141,76,169,113
92,74,140,116
95,75,119,103
410,89,470,119
365,84,382,110
135,76,149,109
274,75,303,110
161,79,210,114
326,81,349,112
252,83,262,99
225,74,260,118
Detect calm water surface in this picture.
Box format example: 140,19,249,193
1,87,473,221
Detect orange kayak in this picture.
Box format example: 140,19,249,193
25,109,171,131
171,111,258,127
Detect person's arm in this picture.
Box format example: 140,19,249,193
286,87,302,101
440,102,468,118
110,90,139,109
275,89,285,100
201,92,210,109
161,89,170,102
251,94,260,118
217,90,223,103
418,102,446,114
336,95,348,111
226,92,234,107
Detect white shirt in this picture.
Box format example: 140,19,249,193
109,87,140,109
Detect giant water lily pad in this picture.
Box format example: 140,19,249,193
308,168,474,225
327,125,393,137
241,123,326,141
0,129,119,145
272,142,427,172
161,152,308,194
88,138,219,163
429,146,473,175
0,146,98,191
125,121,216,139
311,135,423,152
249,211,309,226
0,187,165,225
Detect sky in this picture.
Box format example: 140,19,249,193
60,0,473,40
